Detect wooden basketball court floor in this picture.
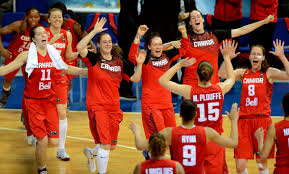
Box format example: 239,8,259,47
0,109,282,174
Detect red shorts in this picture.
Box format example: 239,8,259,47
24,96,59,139
274,166,289,174
204,141,228,174
234,117,275,159
55,80,68,104
88,109,123,145
141,106,176,139
4,56,25,79
22,97,32,136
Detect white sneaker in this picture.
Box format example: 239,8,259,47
57,148,70,161
83,147,96,173
26,135,34,145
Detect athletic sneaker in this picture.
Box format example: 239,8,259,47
0,89,11,108
56,148,70,161
83,147,96,173
38,168,48,174
142,150,150,160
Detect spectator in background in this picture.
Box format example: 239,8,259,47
212,0,243,68
278,0,289,17
117,0,140,100
249,0,279,68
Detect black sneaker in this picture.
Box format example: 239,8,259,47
38,168,48,174
0,89,11,108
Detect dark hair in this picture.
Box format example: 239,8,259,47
148,133,166,158
249,45,270,72
143,32,162,64
48,8,63,18
282,92,289,116
25,7,40,16
49,1,83,30
180,100,197,121
197,61,213,82
29,25,44,42
185,9,204,34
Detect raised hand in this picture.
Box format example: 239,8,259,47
254,127,264,141
179,57,196,67
136,49,146,65
170,40,181,49
137,25,149,37
178,25,187,34
93,17,107,33
220,40,239,59
128,121,140,135
225,103,239,121
269,39,285,58
264,15,274,24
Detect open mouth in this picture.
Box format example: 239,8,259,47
195,22,200,26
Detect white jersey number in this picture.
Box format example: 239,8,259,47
248,84,255,96
183,145,196,166
197,102,220,122
40,69,51,81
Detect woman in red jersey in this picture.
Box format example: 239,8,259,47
178,9,274,87
159,32,236,173
0,25,87,174
129,100,239,174
0,8,40,108
218,39,289,174
77,17,145,174
255,92,289,174
133,133,185,174
45,7,79,161
128,25,182,151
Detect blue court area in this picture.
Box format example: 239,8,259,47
0,76,288,116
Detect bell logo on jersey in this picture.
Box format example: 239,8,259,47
39,82,51,90
193,39,214,47
145,167,173,174
101,63,121,72
152,58,168,67
245,97,258,106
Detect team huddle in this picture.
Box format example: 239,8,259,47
0,2,289,174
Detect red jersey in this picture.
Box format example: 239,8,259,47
250,0,278,23
23,52,57,99
239,69,273,118
214,0,243,21
170,126,207,174
46,28,68,82
141,159,177,174
180,30,230,86
85,51,130,111
190,84,224,134
129,42,179,108
62,18,78,51
7,21,31,59
274,120,289,168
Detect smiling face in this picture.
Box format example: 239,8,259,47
148,36,163,58
97,33,112,55
249,46,265,71
189,10,205,34
31,26,48,48
48,9,63,29
26,9,40,27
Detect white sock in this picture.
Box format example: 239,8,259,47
58,118,67,149
97,148,110,174
92,144,100,156
238,168,248,174
259,168,269,174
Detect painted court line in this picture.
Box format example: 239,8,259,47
0,126,137,150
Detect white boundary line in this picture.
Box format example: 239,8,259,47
0,126,137,150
